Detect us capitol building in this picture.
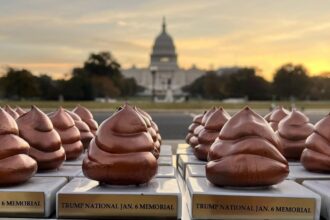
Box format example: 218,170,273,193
122,18,205,98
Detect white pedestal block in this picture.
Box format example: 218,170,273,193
57,177,182,219
158,155,173,166
303,180,330,220
177,155,206,179
288,165,330,183
35,166,81,180
186,178,320,220
77,166,176,179
160,144,173,156
63,153,85,166
176,143,193,166
0,177,67,218
289,161,302,166
186,164,206,181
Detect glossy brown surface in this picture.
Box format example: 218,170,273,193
0,108,37,185
269,106,290,131
301,114,330,172
4,105,19,119
83,104,157,185
16,106,65,170
189,108,216,148
72,105,98,135
185,113,204,145
15,107,26,116
194,108,230,161
276,109,313,160
48,108,83,160
264,110,272,122
207,107,288,187
65,110,94,150
135,107,160,158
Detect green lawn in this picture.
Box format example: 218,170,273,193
1,100,330,110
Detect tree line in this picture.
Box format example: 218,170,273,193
0,51,141,100
184,63,330,100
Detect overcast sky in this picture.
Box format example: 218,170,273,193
0,0,330,80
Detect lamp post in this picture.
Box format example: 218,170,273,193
150,66,158,102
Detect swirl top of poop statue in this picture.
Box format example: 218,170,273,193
83,104,158,185
264,111,272,122
135,107,160,158
190,108,217,148
48,108,83,160
72,105,98,135
194,108,230,161
65,110,94,150
301,114,330,172
276,109,313,160
269,106,290,131
207,107,288,187
185,113,204,145
15,107,26,116
16,106,65,170
0,108,37,185
4,105,19,119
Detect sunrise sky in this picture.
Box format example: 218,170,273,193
0,0,330,80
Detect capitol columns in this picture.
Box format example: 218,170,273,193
150,66,158,102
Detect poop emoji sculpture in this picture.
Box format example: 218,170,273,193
65,110,94,150
264,111,272,122
189,108,217,148
0,108,37,185
207,107,289,187
185,113,204,145
73,105,98,135
135,107,161,158
194,108,230,161
301,114,330,172
276,109,313,160
83,104,158,185
4,105,19,119
269,106,290,131
15,107,26,116
16,106,65,170
48,108,83,160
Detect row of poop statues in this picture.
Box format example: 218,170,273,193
186,106,330,187
0,103,162,186
0,105,98,186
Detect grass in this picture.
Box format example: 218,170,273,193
1,100,330,111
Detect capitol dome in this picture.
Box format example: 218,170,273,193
150,17,178,69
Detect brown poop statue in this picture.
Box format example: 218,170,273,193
194,108,230,161
207,107,289,187
0,108,37,185
276,109,313,160
72,105,98,135
189,108,217,148
301,114,330,172
4,105,19,119
83,104,157,185
269,106,289,131
135,107,161,159
65,110,94,150
48,108,84,160
17,106,65,170
185,113,204,145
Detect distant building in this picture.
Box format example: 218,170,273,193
122,18,205,96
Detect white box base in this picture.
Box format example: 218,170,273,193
0,177,67,218
35,166,81,180
57,177,181,219
186,164,206,181
186,178,321,220
63,153,85,166
289,161,302,166
158,155,173,166
303,180,330,220
160,144,173,156
177,155,206,179
288,165,330,183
